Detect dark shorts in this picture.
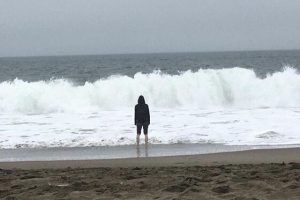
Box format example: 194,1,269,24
136,123,149,135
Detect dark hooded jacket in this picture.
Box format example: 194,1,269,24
134,96,150,125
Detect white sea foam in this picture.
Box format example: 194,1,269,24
0,67,300,148
0,67,300,114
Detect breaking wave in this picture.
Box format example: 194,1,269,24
0,67,300,113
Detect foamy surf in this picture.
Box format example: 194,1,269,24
0,67,300,149
0,67,300,114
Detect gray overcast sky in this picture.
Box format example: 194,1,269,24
1,0,300,57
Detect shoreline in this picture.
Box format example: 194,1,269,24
1,143,299,162
1,147,299,170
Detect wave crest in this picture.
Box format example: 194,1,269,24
0,67,299,113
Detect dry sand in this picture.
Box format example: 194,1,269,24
0,148,299,199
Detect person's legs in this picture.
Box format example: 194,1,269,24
136,134,140,146
145,134,148,145
136,123,142,145
143,123,149,145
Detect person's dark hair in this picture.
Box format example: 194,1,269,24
138,95,145,104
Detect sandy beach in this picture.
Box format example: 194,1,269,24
0,148,299,199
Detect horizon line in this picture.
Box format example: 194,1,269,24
1,48,300,59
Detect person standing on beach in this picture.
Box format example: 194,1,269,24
134,95,150,146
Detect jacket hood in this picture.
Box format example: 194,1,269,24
138,95,145,104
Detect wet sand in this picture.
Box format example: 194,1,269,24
0,148,299,199
0,143,260,162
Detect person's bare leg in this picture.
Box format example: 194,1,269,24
136,134,140,146
145,134,148,146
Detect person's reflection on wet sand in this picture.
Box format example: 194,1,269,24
136,145,141,158
145,144,149,157
136,144,149,158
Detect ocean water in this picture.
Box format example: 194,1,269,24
0,50,300,149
